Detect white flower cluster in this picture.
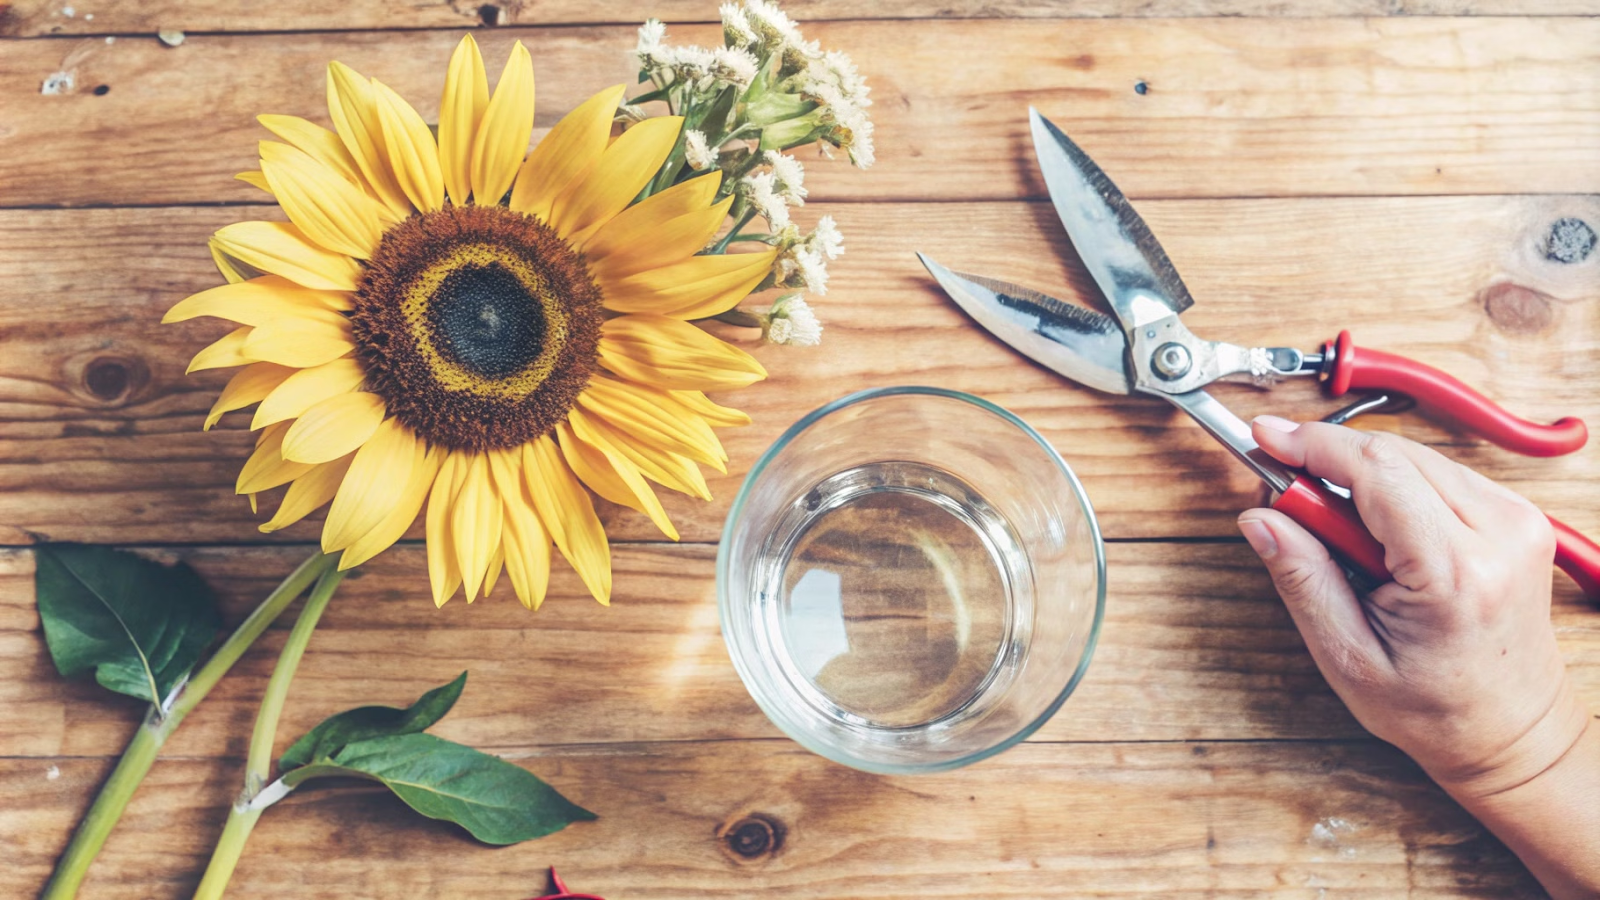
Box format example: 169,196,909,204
717,1,875,168
769,214,842,295
634,19,760,92
736,150,806,227
759,294,823,347
627,1,874,345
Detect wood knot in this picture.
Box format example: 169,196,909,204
76,355,149,406
1480,283,1554,336
719,813,785,862
1543,218,1595,264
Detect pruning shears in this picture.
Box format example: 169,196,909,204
918,109,1600,598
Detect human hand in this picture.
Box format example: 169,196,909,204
1236,417,1599,898
1236,416,1583,791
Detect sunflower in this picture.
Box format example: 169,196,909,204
165,35,776,609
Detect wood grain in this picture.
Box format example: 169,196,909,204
3,18,1597,207
8,0,1600,38
3,196,1596,547
1,740,1541,899
6,543,1596,759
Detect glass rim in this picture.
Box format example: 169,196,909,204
716,385,1108,774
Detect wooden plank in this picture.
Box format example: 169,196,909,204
1,740,1540,898
5,543,1597,758
1,196,1596,546
2,18,1597,206
8,0,1600,39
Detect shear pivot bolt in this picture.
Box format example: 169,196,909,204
1152,342,1192,380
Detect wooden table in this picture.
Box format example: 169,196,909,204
3,1,1599,897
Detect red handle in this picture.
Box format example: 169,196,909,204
1552,516,1600,599
1272,480,1600,600
1324,330,1587,457
1271,477,1390,583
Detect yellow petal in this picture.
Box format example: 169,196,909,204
325,61,411,217
254,357,366,430
236,171,272,194
559,415,678,541
242,310,355,369
522,435,611,604
598,314,767,391
259,454,355,533
322,417,416,552
670,389,752,427
469,41,534,206
206,362,296,430
451,453,502,602
187,326,254,373
582,174,728,276
260,142,386,259
340,442,442,570
212,221,362,292
599,248,776,319
164,275,351,326
371,78,445,213
572,409,710,501
237,422,314,494
482,540,506,598
427,452,467,606
281,391,387,464
209,241,252,284
487,448,552,610
509,83,626,221
258,113,366,188
547,116,683,242
577,376,725,468
438,34,489,207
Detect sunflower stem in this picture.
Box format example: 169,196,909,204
39,551,336,900
193,565,345,900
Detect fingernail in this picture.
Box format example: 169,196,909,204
1253,415,1300,434
1238,516,1278,559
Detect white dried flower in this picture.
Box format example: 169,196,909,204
740,171,790,229
721,2,758,49
771,227,830,295
808,214,843,259
764,150,806,205
743,0,803,51
817,50,869,100
666,44,716,88
838,111,875,168
684,130,717,170
762,294,822,346
616,103,650,124
711,45,760,89
634,19,669,71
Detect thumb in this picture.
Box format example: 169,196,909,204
1237,509,1386,680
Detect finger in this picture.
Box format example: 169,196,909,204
1238,509,1393,690
1251,417,1470,591
1348,430,1525,533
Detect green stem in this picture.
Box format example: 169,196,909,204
190,809,263,900
39,551,335,900
711,209,759,254
193,565,346,900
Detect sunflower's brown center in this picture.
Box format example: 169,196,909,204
350,204,602,451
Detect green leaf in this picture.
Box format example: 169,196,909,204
279,672,467,770
35,544,222,705
284,733,595,844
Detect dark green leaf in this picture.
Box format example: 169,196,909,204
35,544,221,705
285,733,595,844
279,672,468,770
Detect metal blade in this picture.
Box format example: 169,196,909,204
1029,108,1195,333
918,253,1134,396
